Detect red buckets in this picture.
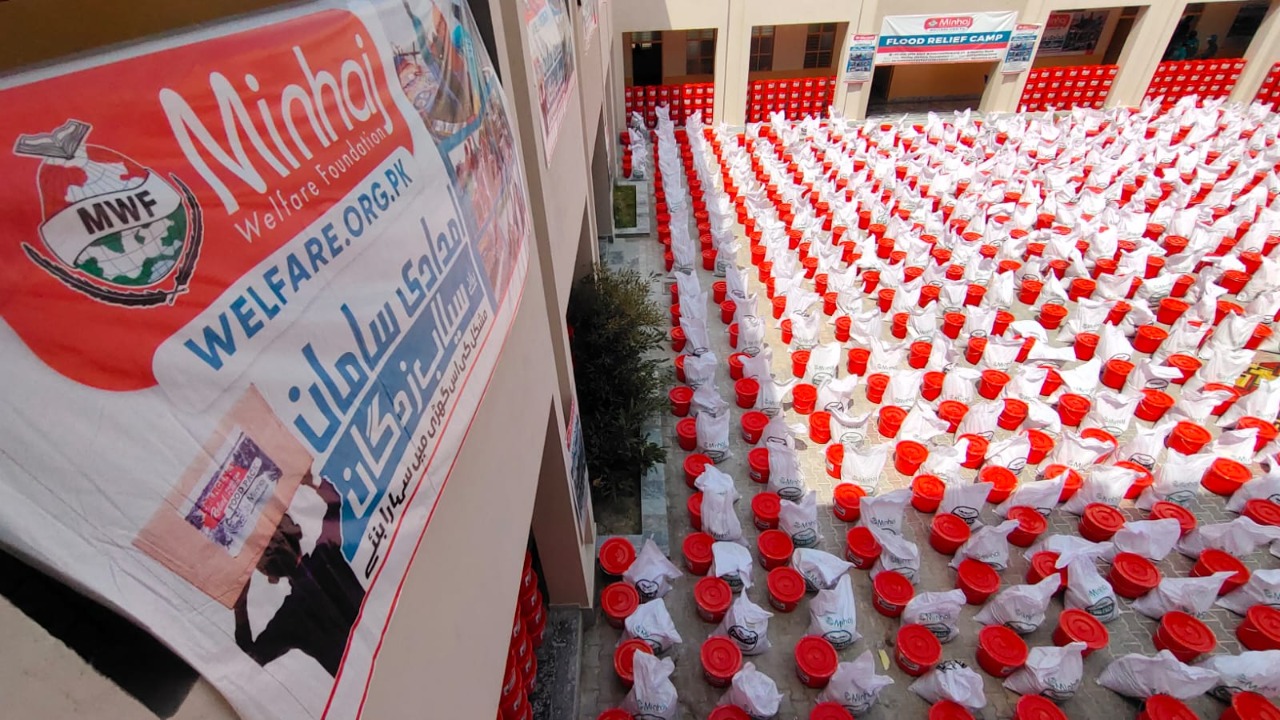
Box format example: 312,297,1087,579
1101,359,1134,390
1053,609,1108,656
748,447,770,483
614,638,653,687
1056,393,1091,427
752,492,781,530
845,526,881,568
978,370,1010,400
602,582,640,628
1026,429,1054,465
701,636,743,687
1027,551,1068,589
979,465,1018,504
911,475,945,513
1238,605,1280,650
792,383,817,415
1149,501,1198,537
1133,325,1168,354
865,374,889,403
794,636,839,689
1153,611,1216,663
872,570,915,617
767,566,806,612
895,624,942,677
1108,552,1162,599
833,484,865,522
792,350,811,378
1074,332,1099,361
923,371,946,401
894,440,927,474
688,493,703,530
1038,303,1068,330
741,411,768,443
908,341,932,368
1007,506,1047,547
1221,692,1280,720
1136,389,1174,422
1192,548,1250,595
825,445,843,479
999,399,1028,431
809,412,832,444
757,529,793,570
956,558,1001,605
1014,696,1067,720
1166,421,1211,454
695,576,733,623
677,418,698,450
847,348,871,376
669,386,693,416
959,435,988,469
929,513,971,555
976,625,1028,678
1157,297,1189,325
938,400,969,433
1203,457,1252,496
684,532,714,574
1079,503,1126,542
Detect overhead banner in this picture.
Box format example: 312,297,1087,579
1039,10,1112,56
523,0,577,162
877,12,1018,65
581,0,600,49
0,1,530,719
844,34,878,84
1003,24,1043,74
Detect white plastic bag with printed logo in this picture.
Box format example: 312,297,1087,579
1003,642,1086,701
884,370,923,407
717,663,783,718
623,652,679,720
1082,390,1139,436
975,575,1061,634
900,401,953,443
1196,651,1280,702
1044,431,1113,469
695,464,741,501
1111,518,1182,561
696,408,731,461
1097,651,1220,700
711,541,755,592
909,661,987,711
624,598,683,654
1138,451,1216,510
1115,421,1172,472
1063,465,1139,515
841,442,890,494
995,474,1065,518
685,351,718,389
713,592,772,655
940,482,993,527
701,490,745,546
791,548,853,592
1218,568,1280,615
870,532,921,583
691,382,729,418
808,342,842,386
624,538,683,602
780,491,822,549
1178,516,1280,558
790,311,822,351
950,520,1020,570
1133,572,1236,619
903,589,967,643
767,446,805,502
816,650,894,716
941,367,982,402
1065,555,1119,622
1227,471,1280,513
859,488,911,537
738,314,767,355
808,575,861,650
955,401,1002,440
985,434,1032,474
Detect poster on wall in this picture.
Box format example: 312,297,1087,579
1038,10,1111,56
566,399,591,542
844,34,878,84
0,0,531,718
523,0,577,162
1002,24,1042,74
876,12,1017,65
581,0,600,49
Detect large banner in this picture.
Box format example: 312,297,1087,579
524,0,577,162
876,12,1018,65
1039,10,1112,56
0,1,530,718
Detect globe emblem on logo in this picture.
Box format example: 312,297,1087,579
13,120,203,306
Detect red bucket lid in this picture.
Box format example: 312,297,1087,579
1058,608,1108,650
749,447,770,470
933,512,972,541
1160,611,1215,652
684,453,712,476
614,638,653,681
847,525,881,554
982,369,1010,385
1198,548,1248,580
708,706,750,720
793,381,817,399
795,635,839,680
599,537,636,576
834,483,865,506
1247,605,1280,642
758,529,793,560
1112,552,1160,586
597,709,634,720
881,405,907,423
696,576,733,614
1232,691,1280,720
1014,695,1067,720
898,623,943,666
979,624,1028,667
753,492,782,520
1141,696,1197,720
1028,429,1054,450
810,702,855,720
743,411,769,431
1059,393,1090,413
928,700,973,720
670,385,693,401
939,400,968,419
1009,506,1047,534
1083,503,1126,533
736,377,761,395
1171,420,1210,445
684,531,714,563
875,570,915,604
701,636,743,679
602,582,640,619
980,465,1018,490
1150,501,1197,534
914,474,946,499
768,566,807,603
1211,457,1252,484
1244,498,1280,528
897,439,927,461
958,558,1000,593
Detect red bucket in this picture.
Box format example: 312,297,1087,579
1053,608,1108,656
833,484,865,522
674,354,685,382
1027,551,1068,589
847,348,871,376
923,371,946,401
1134,325,1168,354
957,558,1000,604
1136,389,1174,422
978,369,1010,400
959,434,989,470
1057,393,1091,427
845,526,881,568
695,576,733,623
873,570,915,617
701,636,743,687
1074,332,1099,361
976,625,1028,678
825,444,843,479
688,493,703,530
792,382,817,414
683,531,714,574
980,465,1018,504
1220,692,1280,720
1068,277,1096,301
929,701,973,720
748,447,770,483
767,566,806,612
1238,605,1280,650
1192,548,1250,595
1014,696,1067,720
614,638,652,688
1039,304,1068,330
1153,611,1215,663
1079,503,1125,542
999,398,1028,431
895,439,928,474
1109,552,1161,599
1240,416,1280,452
942,312,965,339
965,337,986,364
734,378,760,409
671,327,686,352
669,386,693,416
602,582,640,629
1157,297,1189,325
720,300,736,325
865,373,889,403
1019,277,1043,305
835,316,852,342
909,341,932,369
1007,506,1047,547
794,636,839,689
757,529,793,570
1101,359,1134,390
809,411,832,444
896,624,942,677
1167,421,1211,454
1026,429,1054,465
929,513,971,555
792,350,811,379
1244,498,1280,528
752,492,781,530
599,537,636,577
938,400,969,433
1203,457,1252,496
741,411,768,443
1149,501,1197,537
677,417,697,450
911,475,945,513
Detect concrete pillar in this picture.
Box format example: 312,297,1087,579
719,4,750,125
980,0,1049,115
1108,1,1188,107
836,0,879,121
1230,0,1280,104
531,403,594,607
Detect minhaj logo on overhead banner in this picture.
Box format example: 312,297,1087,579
924,16,974,30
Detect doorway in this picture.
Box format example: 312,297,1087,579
631,31,663,86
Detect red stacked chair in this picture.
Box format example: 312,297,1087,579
1145,58,1247,108
499,550,545,720
1255,62,1280,107
1018,65,1117,112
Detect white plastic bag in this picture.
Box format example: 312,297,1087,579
711,541,755,592
809,575,861,650
1178,517,1280,558
840,442,890,494
792,548,853,592
816,650,894,716
870,532,922,584
809,342,842,386
940,482,993,527
1097,651,1220,700
1196,650,1280,701
1065,555,1119,622
1003,642,1086,701
623,652,679,720
985,434,1032,475
625,598,684,654
1111,518,1182,561
859,488,911,538
1218,568,1280,615
624,538,683,602
713,592,772,655
1138,451,1216,509
697,407,732,461
1133,571,1236,618
766,445,805,501
701,490,746,546
717,662,783,719
1062,465,1139,515
909,660,987,711
1229,472,1280,512
903,589,967,643
974,575,1061,634
950,520,1020,570
996,474,1065,518
685,351,719,389
1082,390,1139,436
695,464,741,501
780,491,822,549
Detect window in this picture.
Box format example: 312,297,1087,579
750,26,775,72
1228,2,1269,39
631,30,662,48
686,29,716,75
804,23,837,69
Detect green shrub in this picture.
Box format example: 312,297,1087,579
567,265,667,501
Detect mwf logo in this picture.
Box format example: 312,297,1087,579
13,120,202,307
924,16,974,30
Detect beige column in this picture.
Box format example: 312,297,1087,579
719,3,750,125
836,0,878,121
1108,1,1188,107
1230,0,1280,104
980,0,1048,115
